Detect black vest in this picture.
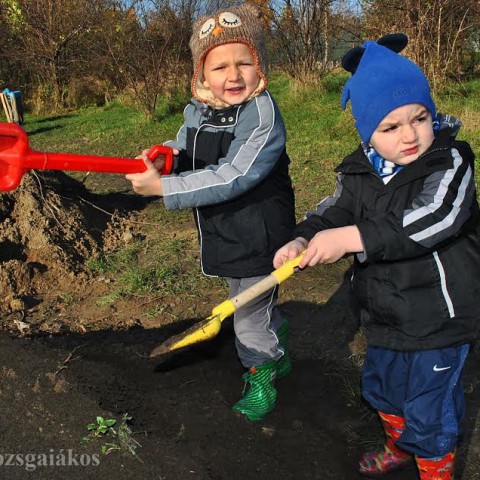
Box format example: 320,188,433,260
177,107,295,277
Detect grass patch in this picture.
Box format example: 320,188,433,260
24,102,184,159
88,234,210,304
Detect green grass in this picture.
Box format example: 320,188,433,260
9,72,480,306
270,73,357,216
23,102,185,159
87,232,215,305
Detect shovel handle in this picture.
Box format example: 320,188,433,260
0,122,175,192
215,253,304,314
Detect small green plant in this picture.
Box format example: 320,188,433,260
82,413,141,457
85,416,117,438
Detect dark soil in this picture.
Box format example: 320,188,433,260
1,171,480,480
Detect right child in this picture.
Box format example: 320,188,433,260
273,34,480,479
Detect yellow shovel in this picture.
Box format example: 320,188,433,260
150,253,305,357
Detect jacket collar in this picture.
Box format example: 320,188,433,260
336,127,458,181
192,98,243,127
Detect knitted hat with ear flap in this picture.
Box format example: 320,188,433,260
341,33,436,143
189,3,268,109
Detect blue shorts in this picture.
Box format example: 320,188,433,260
362,344,469,458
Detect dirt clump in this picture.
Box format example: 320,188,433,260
0,171,145,332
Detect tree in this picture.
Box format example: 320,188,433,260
269,0,360,81
0,0,118,109
98,0,195,118
361,0,480,88
0,1,25,90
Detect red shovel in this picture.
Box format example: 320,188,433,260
0,122,173,192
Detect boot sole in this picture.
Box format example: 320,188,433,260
232,407,274,422
358,459,416,477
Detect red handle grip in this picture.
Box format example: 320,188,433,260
147,145,174,175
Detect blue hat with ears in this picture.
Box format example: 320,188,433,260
341,34,436,143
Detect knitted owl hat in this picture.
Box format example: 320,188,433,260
189,3,268,108
341,33,436,143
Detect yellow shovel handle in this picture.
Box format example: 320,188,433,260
211,252,304,317
271,252,305,283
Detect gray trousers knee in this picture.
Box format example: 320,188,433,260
226,275,285,368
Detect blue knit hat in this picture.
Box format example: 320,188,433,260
341,34,436,143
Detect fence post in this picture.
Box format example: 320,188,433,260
1,89,24,125
11,90,24,125
0,92,13,122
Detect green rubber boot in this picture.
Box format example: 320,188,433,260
232,360,277,421
276,320,292,379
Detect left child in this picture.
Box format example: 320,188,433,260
125,3,295,422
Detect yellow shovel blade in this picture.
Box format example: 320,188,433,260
150,314,222,357
149,298,236,357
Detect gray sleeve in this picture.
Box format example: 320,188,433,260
161,92,286,210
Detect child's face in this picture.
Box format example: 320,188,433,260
202,43,261,106
369,103,435,166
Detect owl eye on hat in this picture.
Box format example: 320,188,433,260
341,33,436,143
189,3,268,108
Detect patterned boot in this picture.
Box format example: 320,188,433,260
416,452,455,479
232,360,277,421
276,320,292,379
359,412,414,476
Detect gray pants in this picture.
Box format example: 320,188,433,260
226,275,285,368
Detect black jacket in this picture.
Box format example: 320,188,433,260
295,128,480,350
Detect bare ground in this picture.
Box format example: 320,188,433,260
1,171,480,480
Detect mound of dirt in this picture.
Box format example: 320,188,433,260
0,171,146,326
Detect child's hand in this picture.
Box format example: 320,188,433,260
137,147,179,173
273,238,308,268
301,226,363,267
125,156,163,196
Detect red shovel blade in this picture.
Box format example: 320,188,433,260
0,122,173,192
0,129,27,192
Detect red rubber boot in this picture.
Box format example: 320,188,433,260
358,411,414,476
416,451,455,479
